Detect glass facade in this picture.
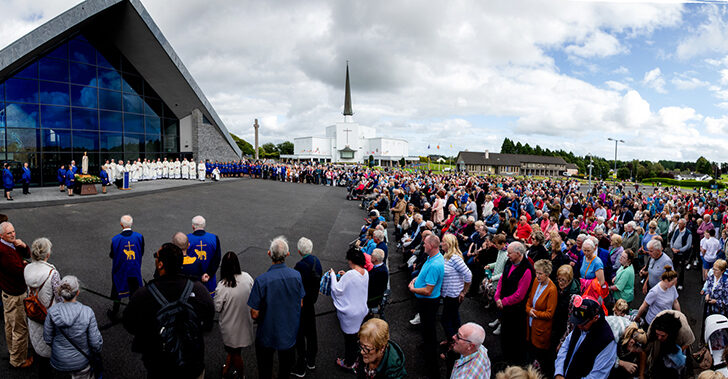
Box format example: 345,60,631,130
0,33,181,186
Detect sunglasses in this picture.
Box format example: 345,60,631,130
358,341,375,354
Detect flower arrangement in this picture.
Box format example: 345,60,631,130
75,174,101,184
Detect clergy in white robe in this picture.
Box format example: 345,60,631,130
173,158,181,179
181,158,190,179
142,160,151,180
189,162,196,180
125,162,133,182
155,159,163,179
162,158,170,179
198,161,206,181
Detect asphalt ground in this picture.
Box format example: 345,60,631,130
0,178,709,378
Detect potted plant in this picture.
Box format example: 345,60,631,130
74,174,101,195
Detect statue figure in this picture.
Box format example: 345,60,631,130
82,151,89,175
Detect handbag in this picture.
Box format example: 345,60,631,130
24,268,54,323
319,271,333,296
56,326,103,379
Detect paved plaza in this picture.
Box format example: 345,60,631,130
0,178,710,378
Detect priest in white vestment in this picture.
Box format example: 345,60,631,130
181,158,189,179
198,160,206,181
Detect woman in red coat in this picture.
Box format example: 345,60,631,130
525,259,558,376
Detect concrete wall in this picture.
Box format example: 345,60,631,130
179,114,193,152
192,109,239,162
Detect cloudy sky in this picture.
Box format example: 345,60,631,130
4,0,728,162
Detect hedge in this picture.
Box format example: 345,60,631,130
640,177,724,189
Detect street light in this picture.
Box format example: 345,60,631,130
607,138,625,181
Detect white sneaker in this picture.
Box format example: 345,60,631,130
686,264,692,270
694,259,700,266
493,324,501,335
677,285,683,291
488,319,500,328
409,313,421,325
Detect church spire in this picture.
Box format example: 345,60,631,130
343,62,353,117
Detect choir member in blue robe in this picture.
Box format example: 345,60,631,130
57,164,66,192
21,163,31,195
3,163,14,201
100,167,110,194
108,215,144,320
186,215,222,297
66,166,76,196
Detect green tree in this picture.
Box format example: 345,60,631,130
229,133,255,156
696,156,712,175
276,141,294,155
260,143,279,159
500,138,515,154
617,167,630,180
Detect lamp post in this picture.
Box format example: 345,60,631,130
587,156,594,187
607,138,624,181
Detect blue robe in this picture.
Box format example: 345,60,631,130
2,169,13,190
186,230,222,297
100,169,110,185
21,167,31,184
57,168,66,183
110,230,144,298
65,169,75,187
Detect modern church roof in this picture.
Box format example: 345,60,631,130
0,0,241,156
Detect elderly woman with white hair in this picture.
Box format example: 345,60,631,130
44,276,103,378
640,238,673,294
24,237,62,377
579,239,605,286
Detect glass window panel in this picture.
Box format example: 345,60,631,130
39,81,69,105
145,133,161,152
0,83,4,102
46,43,68,60
145,116,161,135
163,119,178,136
41,105,71,129
5,103,39,128
96,50,119,69
72,107,98,130
14,62,38,79
123,133,143,154
0,129,4,152
99,90,122,111
69,39,95,64
100,111,123,132
143,98,163,117
163,133,178,153
6,128,38,152
6,78,38,103
124,113,144,134
41,129,73,152
100,132,123,152
71,85,97,108
122,72,143,95
0,101,5,128
163,104,175,119
41,152,73,184
123,92,143,114
72,130,99,151
39,58,69,82
70,62,96,86
98,68,121,91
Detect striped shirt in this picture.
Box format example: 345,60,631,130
441,254,473,298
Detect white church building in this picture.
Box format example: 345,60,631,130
281,65,415,166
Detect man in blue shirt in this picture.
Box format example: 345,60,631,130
248,236,305,379
292,237,322,377
408,234,445,379
555,296,616,379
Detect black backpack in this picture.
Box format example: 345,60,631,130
147,280,203,369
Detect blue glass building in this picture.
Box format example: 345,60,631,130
0,0,241,186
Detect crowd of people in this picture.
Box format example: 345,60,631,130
6,162,728,378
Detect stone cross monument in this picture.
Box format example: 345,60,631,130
254,119,260,160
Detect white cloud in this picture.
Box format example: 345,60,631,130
606,80,630,91
672,72,709,90
564,31,626,58
676,4,728,60
642,68,667,93
706,115,728,134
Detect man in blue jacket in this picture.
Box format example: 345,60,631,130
21,162,30,195
108,214,145,321
3,163,14,201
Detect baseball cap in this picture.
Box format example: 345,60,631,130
569,295,601,325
